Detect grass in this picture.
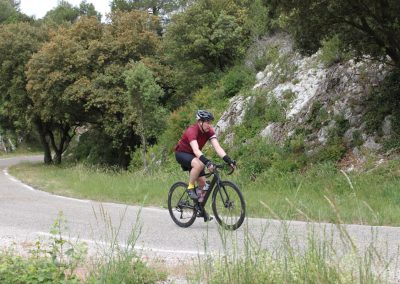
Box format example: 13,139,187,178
0,209,167,283
191,226,389,283
8,159,400,226
4,160,400,283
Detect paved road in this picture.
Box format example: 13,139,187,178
1,156,400,280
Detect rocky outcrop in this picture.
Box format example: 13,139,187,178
216,34,391,169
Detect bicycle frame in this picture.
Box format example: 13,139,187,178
199,165,232,206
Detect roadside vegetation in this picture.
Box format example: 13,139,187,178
10,156,400,226
0,211,167,283
1,202,394,283
2,0,400,282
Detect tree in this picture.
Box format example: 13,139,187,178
43,1,80,24
124,62,166,170
163,0,250,102
0,22,49,159
43,0,101,24
79,0,102,21
0,0,24,23
110,0,187,15
26,17,104,164
274,0,400,68
25,11,162,166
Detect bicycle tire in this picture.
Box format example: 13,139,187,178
212,180,246,230
168,181,197,228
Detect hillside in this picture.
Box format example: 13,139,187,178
216,33,398,172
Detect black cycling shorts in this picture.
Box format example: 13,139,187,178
175,151,206,177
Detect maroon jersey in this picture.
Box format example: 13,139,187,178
175,123,216,154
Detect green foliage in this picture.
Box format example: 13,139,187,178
0,212,86,283
79,1,102,20
237,94,285,138
0,0,16,23
232,136,278,178
364,69,400,136
124,61,167,169
0,22,48,134
125,61,166,140
254,45,280,72
318,35,353,67
220,66,255,98
43,1,81,24
275,0,400,68
244,0,270,39
87,207,166,283
311,115,349,163
159,105,194,154
254,45,297,83
69,128,134,167
163,0,251,98
110,0,187,15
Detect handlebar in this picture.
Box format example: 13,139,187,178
205,163,235,178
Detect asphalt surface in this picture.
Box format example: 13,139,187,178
1,156,399,281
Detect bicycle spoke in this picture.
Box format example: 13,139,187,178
168,182,197,227
212,181,245,230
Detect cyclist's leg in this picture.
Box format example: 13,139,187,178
196,175,206,189
189,158,204,186
195,175,213,222
175,152,204,200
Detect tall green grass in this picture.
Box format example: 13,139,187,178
0,209,166,283
9,159,400,226
191,226,389,283
190,202,395,283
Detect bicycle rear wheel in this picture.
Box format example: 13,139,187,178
168,182,197,228
212,181,245,230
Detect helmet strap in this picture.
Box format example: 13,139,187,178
199,121,206,133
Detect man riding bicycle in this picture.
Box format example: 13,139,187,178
174,110,236,222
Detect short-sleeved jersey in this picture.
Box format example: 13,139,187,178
175,123,216,154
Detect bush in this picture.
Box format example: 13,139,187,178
254,46,280,72
364,69,400,146
314,143,347,162
69,128,134,168
221,66,255,98
232,136,278,179
0,212,86,283
234,93,285,140
318,35,353,67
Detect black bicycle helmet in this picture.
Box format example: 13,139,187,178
196,110,214,121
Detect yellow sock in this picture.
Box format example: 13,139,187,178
188,183,195,189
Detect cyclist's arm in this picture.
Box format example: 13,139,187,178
210,138,227,158
189,140,204,158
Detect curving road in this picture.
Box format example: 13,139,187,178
1,156,400,280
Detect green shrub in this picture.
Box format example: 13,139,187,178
232,136,278,178
254,46,280,71
221,66,255,98
236,94,285,140
364,69,400,148
314,143,347,162
0,212,86,283
318,35,353,67
69,128,135,168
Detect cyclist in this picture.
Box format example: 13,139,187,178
174,110,236,222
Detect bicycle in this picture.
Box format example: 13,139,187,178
167,164,246,230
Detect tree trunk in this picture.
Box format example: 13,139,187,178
34,120,52,164
47,125,72,165
141,133,148,171
53,150,62,165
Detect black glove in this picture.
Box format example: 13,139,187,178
223,155,236,166
199,155,210,165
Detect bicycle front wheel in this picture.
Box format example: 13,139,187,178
168,182,197,228
212,181,246,230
